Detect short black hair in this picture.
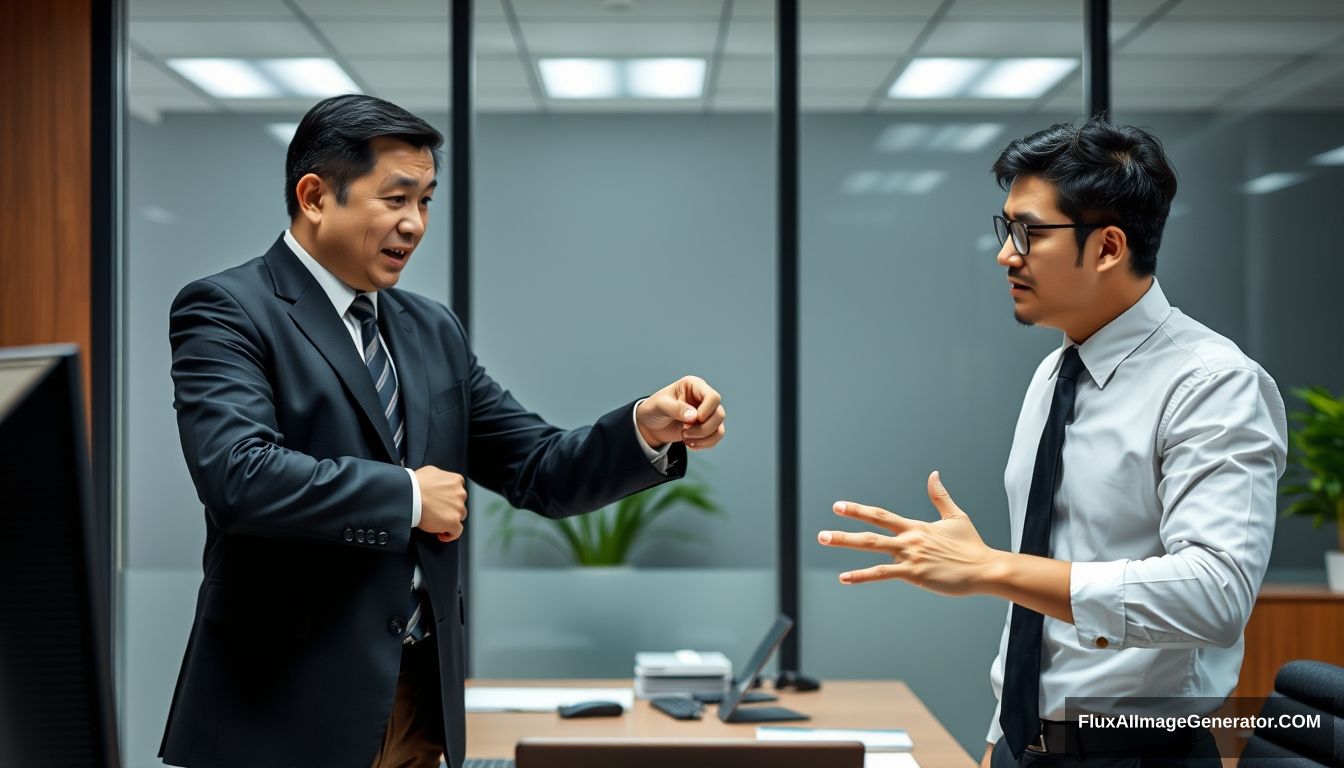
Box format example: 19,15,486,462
991,116,1177,276
285,94,443,219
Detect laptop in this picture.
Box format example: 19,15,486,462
514,738,863,768
716,615,810,723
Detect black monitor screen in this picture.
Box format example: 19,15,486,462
0,345,119,766
718,615,793,720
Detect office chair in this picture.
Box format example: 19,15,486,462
1237,660,1344,767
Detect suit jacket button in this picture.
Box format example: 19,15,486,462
377,531,389,546
388,617,406,636
355,529,366,543
343,528,354,542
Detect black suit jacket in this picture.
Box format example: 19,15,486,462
160,236,684,768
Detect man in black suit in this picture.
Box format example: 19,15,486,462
160,95,726,768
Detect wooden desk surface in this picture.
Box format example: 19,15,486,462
466,679,976,768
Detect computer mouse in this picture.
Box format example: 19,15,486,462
557,700,625,718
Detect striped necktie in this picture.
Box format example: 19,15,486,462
348,294,427,643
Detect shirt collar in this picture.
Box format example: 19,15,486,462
283,228,377,318
1050,279,1172,390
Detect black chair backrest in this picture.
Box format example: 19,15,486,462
1238,660,1344,767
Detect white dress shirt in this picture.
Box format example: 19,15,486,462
283,229,671,534
986,279,1287,744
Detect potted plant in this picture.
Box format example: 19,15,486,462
490,478,722,567
1280,386,1344,591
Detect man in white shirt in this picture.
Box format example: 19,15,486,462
817,117,1286,767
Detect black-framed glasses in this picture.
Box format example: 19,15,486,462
992,215,1109,257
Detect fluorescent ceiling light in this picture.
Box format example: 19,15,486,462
842,170,884,195
889,58,987,99
843,170,946,195
888,58,1077,100
972,58,1076,98
626,58,705,99
540,59,620,99
259,58,359,98
1242,172,1305,195
876,123,1004,153
167,58,280,99
268,122,300,145
875,125,933,152
1311,145,1344,165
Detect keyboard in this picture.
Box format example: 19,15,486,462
460,760,514,768
650,695,704,720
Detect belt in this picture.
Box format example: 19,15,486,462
1026,719,1203,757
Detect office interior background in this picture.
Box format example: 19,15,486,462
3,0,1341,765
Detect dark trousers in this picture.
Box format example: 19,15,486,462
990,730,1221,768
369,640,447,768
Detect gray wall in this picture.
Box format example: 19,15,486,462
121,109,1344,765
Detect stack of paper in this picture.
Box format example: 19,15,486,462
758,726,920,767
633,650,732,699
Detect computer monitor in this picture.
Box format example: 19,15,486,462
717,615,809,723
515,738,863,768
0,345,120,766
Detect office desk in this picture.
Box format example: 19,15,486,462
466,679,976,768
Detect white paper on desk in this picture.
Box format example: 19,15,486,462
756,726,913,751
465,687,633,713
865,752,920,768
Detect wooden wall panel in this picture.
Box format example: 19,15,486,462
0,0,93,402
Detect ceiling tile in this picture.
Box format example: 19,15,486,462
128,54,184,90
476,20,518,55
801,21,923,55
798,0,941,17
1114,56,1292,90
477,0,507,19
365,87,450,113
346,58,450,93
478,57,534,90
476,89,540,112
800,89,872,110
510,0,724,19
519,21,719,56
127,88,216,124
945,0,1089,19
801,58,892,91
714,57,773,90
129,20,327,57
315,20,449,56
921,20,1134,56
709,89,773,110
293,0,448,19
1167,0,1344,17
723,20,773,56
128,0,295,20
1120,21,1343,56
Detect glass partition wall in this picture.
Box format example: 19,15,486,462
116,1,1344,764
121,1,451,764
466,0,779,679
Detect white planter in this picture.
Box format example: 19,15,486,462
1327,550,1344,593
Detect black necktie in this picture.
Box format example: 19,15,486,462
349,295,427,643
1000,346,1085,758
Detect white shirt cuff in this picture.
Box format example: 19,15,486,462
986,699,1004,745
633,399,672,473
406,467,422,528
1070,559,1129,651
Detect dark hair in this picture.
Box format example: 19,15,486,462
285,94,443,218
991,116,1177,276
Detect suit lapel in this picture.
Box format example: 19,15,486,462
264,237,399,463
379,290,430,468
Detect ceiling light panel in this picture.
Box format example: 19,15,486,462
259,58,360,98
167,58,280,98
